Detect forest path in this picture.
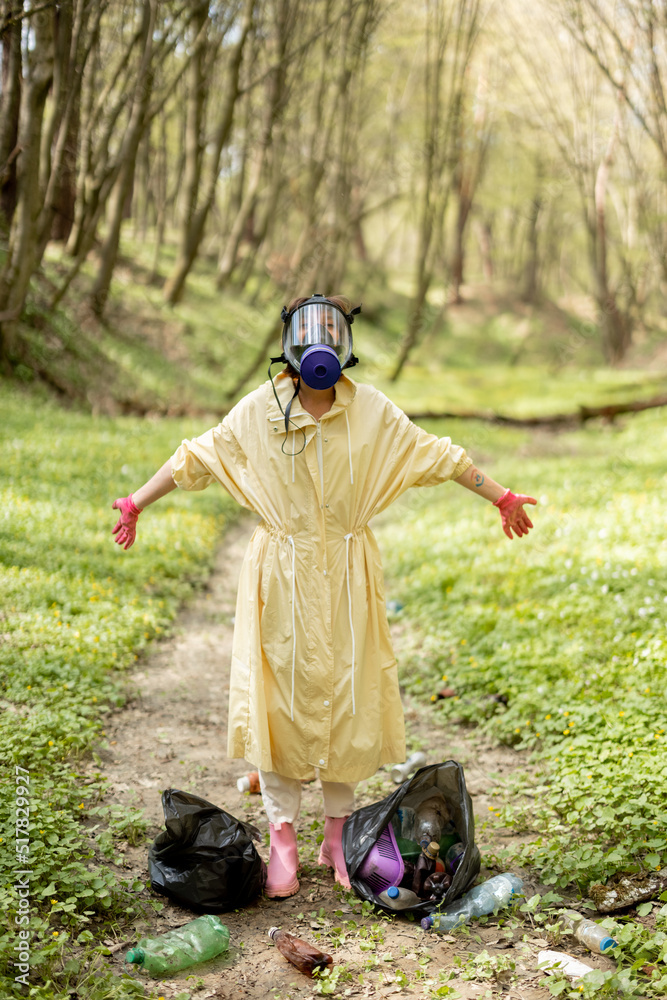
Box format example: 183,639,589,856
90,517,614,999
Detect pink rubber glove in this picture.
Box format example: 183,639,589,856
112,494,143,549
493,489,537,540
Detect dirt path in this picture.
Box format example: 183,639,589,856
91,518,616,999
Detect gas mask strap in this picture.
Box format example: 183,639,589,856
267,358,307,457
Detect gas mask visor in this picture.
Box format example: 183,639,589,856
282,297,354,390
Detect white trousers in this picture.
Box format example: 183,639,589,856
259,769,357,828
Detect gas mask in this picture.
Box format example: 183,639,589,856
280,294,360,389
268,294,361,455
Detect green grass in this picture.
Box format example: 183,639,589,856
0,384,236,998
374,406,667,995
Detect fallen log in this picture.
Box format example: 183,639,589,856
405,393,667,428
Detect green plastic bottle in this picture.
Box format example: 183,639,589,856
125,915,230,976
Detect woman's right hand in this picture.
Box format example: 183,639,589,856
112,494,143,549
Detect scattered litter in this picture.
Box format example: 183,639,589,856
126,915,230,976
556,908,617,954
268,927,333,977
236,771,260,793
589,872,663,912
538,950,595,982
391,751,427,784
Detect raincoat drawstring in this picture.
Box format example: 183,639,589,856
344,532,356,715
287,534,296,721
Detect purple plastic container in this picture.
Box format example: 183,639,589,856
358,823,405,896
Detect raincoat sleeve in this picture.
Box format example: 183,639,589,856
169,417,251,509
367,392,472,515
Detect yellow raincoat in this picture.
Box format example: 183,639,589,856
170,374,472,782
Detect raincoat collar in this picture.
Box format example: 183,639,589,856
265,373,357,424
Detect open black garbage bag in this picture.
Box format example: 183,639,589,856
148,789,267,912
343,760,481,917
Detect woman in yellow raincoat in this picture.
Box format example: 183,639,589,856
112,294,537,898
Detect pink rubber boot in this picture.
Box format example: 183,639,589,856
318,816,351,889
265,822,300,898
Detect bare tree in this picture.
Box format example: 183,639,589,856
163,0,254,305
563,0,667,171
391,0,483,381
0,0,23,230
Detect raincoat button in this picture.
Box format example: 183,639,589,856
319,759,325,765
323,569,327,576
324,438,328,442
325,503,329,508
324,700,329,707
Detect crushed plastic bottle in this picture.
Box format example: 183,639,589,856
422,873,523,932
125,915,230,975
558,909,618,954
378,885,422,909
391,751,427,784
236,771,260,793
268,927,333,976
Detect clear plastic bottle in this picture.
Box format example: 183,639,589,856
414,793,448,843
559,909,617,954
422,873,523,932
268,927,333,976
378,885,422,909
125,915,230,975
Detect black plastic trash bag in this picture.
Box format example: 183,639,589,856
148,789,267,912
343,760,481,916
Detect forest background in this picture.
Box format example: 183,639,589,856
1,1,667,999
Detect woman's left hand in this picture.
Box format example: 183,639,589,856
493,490,537,540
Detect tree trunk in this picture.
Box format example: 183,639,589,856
475,216,493,282
163,0,253,306
179,2,209,233
391,0,482,381
89,0,156,317
0,4,54,367
593,111,631,363
0,0,23,230
521,195,542,303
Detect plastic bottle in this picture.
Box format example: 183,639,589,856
412,841,440,898
414,794,448,843
424,871,452,899
268,927,333,976
125,915,230,975
391,751,427,784
559,909,618,954
236,771,260,793
378,885,422,909
421,873,523,932
444,841,465,875
395,836,422,861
